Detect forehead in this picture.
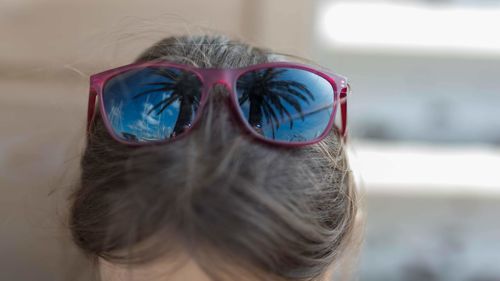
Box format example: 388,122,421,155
99,256,214,281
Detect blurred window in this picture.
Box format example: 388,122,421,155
314,0,500,145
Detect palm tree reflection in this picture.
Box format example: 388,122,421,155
132,68,202,138
237,68,315,138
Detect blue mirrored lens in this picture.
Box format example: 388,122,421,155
102,67,202,143
236,68,335,142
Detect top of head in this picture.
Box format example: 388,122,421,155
70,34,358,281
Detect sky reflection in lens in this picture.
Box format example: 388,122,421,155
102,67,202,142
236,67,334,142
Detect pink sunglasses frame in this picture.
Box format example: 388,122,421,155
87,60,350,147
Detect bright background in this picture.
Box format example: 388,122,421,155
1,0,499,280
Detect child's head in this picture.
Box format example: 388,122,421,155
69,34,358,281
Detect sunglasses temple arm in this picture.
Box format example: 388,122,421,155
339,85,349,141
87,88,97,134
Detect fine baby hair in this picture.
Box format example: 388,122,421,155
69,34,359,281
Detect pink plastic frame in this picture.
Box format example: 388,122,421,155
87,60,350,147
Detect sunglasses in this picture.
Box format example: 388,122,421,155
86,60,350,147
